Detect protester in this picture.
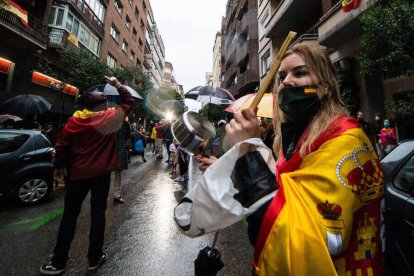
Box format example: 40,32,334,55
113,118,132,204
133,130,147,162
40,76,133,275
155,120,165,159
379,118,397,156
164,121,173,163
196,43,384,275
174,145,189,182
169,140,179,178
356,110,373,139
150,122,157,154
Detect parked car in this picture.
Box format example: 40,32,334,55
0,129,54,205
382,140,414,275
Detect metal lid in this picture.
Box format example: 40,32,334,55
183,111,216,139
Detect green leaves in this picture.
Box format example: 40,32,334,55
359,0,414,78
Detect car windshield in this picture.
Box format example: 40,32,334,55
0,133,30,154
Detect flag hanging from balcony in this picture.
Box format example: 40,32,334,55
342,0,361,12
3,0,28,26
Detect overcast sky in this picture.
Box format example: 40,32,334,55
150,0,226,110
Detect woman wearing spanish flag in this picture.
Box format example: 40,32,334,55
201,43,384,275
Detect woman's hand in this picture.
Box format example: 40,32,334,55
197,155,217,172
223,108,260,153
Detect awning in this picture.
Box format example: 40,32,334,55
32,71,78,96
0,57,14,74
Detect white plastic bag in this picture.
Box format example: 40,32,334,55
174,138,277,237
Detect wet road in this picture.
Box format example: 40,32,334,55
0,148,253,275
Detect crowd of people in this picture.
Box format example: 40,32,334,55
20,42,397,276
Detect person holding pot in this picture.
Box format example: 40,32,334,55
196,43,384,275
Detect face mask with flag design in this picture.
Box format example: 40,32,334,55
278,85,321,124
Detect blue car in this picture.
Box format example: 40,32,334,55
382,140,414,275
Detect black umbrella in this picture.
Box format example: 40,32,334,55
185,86,235,105
85,83,143,102
0,114,23,123
194,232,224,276
0,94,52,118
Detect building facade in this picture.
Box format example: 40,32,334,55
100,0,149,70
143,6,165,88
211,32,222,87
220,0,260,98
163,61,180,92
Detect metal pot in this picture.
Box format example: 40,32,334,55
172,111,216,155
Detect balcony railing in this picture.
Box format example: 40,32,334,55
0,8,47,48
65,0,104,37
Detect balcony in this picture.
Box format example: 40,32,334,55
64,0,104,37
48,27,79,49
317,0,379,49
0,8,47,50
265,0,321,39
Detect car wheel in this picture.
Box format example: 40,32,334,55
14,174,52,205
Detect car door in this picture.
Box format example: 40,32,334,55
385,150,414,274
0,131,33,194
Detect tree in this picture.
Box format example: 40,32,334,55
336,67,359,116
58,48,109,92
359,0,414,78
199,103,228,122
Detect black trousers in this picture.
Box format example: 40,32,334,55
52,174,110,266
165,139,172,160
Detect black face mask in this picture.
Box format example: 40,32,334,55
278,85,321,124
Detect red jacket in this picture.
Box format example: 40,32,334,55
53,85,134,180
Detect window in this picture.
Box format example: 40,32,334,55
125,15,131,29
261,50,271,76
48,6,65,27
259,11,270,38
140,19,145,31
0,133,30,154
394,154,414,194
138,38,143,49
135,7,139,20
114,0,123,14
130,50,135,61
107,54,116,69
122,40,128,52
65,13,80,36
85,0,104,22
78,23,100,56
110,25,119,41
132,28,137,40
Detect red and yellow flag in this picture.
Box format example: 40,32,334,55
253,117,384,275
3,0,28,26
342,0,361,12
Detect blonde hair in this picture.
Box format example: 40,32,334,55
272,43,349,158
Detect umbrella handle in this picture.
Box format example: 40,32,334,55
211,231,220,249
249,31,297,111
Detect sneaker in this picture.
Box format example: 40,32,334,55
88,252,107,271
143,158,147,162
156,156,163,159
165,159,170,163
40,261,66,275
174,176,185,182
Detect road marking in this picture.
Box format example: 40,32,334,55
3,208,64,230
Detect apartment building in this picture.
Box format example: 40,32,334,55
258,0,322,91
143,6,165,88
220,0,260,98
163,61,180,92
211,32,222,87
0,0,52,97
100,0,149,69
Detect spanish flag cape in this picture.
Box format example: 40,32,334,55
253,117,384,276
